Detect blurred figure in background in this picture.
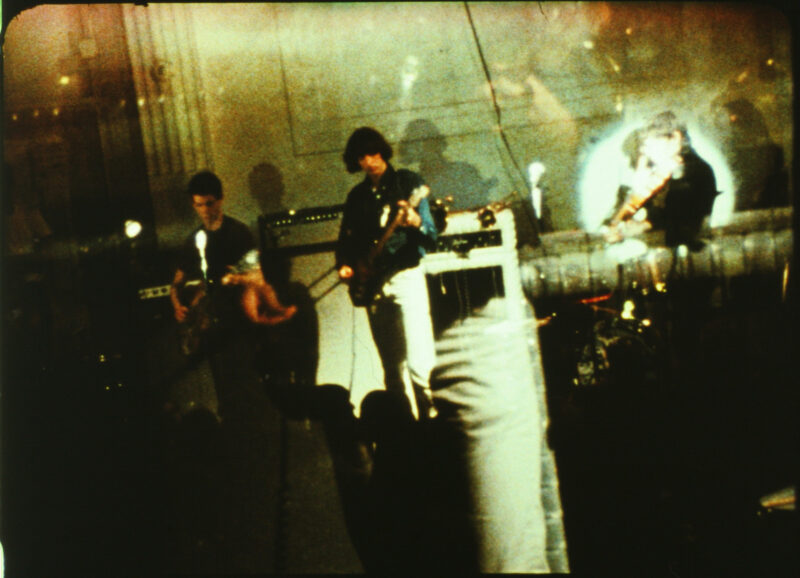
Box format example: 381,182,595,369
604,111,718,250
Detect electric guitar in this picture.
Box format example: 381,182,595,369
348,185,430,307
138,249,261,355
605,156,672,243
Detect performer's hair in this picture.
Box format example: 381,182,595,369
187,170,223,199
343,127,393,173
643,111,691,148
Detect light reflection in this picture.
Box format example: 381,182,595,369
621,299,635,319
58,75,70,86
400,55,419,95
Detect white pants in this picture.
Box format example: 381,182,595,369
367,265,436,408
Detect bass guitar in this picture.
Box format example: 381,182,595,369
348,185,430,307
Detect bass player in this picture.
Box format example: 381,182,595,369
336,127,439,419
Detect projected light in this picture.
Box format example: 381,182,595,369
577,119,735,232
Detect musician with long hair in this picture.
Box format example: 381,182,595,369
604,111,718,249
336,127,438,419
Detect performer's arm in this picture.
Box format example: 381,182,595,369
170,268,189,322
221,259,297,325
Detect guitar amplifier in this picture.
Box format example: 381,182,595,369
422,207,527,323
260,204,344,256
258,206,385,412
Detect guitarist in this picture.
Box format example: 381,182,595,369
170,171,294,420
603,111,718,250
336,127,439,419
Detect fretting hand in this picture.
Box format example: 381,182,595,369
396,200,422,228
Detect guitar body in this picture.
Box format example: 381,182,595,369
348,258,383,307
177,283,216,356
345,185,430,307
137,249,263,355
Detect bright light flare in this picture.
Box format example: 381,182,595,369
124,219,143,239
621,299,635,319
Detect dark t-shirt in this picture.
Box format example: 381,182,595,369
177,215,256,284
176,215,256,326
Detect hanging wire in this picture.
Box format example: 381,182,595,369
463,1,541,245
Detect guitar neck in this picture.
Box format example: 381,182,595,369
367,208,407,264
137,249,260,301
611,182,667,226
138,279,203,300
365,185,430,265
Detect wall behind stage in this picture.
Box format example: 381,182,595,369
3,2,794,247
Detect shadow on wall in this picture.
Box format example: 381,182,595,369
710,97,790,211
248,162,288,218
247,161,319,386
397,119,498,211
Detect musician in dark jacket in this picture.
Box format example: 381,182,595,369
336,127,438,418
605,111,718,249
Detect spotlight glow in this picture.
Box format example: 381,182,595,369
124,220,143,239
577,119,735,231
